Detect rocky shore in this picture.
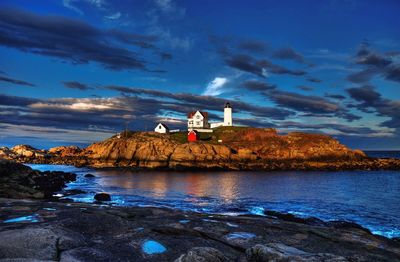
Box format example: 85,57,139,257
1,127,400,171
1,198,400,261
1,156,400,261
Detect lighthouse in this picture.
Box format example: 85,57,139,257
223,102,233,126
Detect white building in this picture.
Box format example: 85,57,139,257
187,111,210,129
209,102,233,128
154,123,169,134
223,102,233,126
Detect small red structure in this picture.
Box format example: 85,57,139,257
188,130,198,142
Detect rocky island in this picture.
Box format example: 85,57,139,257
1,127,400,171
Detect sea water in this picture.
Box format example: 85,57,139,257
28,163,400,238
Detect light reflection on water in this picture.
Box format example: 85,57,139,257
28,164,400,238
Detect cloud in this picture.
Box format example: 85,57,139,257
385,65,400,82
224,54,306,78
347,43,400,83
103,85,294,120
202,77,228,96
347,68,378,83
297,85,314,91
237,40,268,53
279,121,391,137
0,7,166,71
63,0,106,15
346,85,400,130
272,48,305,64
325,94,346,100
307,77,322,83
242,80,276,91
0,75,35,87
63,81,92,90
105,12,121,20
263,90,360,121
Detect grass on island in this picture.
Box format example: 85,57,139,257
169,126,252,144
112,126,275,144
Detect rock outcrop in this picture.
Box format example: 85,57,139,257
2,127,400,170
0,159,76,199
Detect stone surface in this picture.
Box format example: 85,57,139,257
175,247,229,262
0,228,58,260
0,198,399,262
246,243,350,261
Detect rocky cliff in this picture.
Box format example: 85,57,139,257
1,127,400,170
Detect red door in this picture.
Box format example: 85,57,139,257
188,131,197,142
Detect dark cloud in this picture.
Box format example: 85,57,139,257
325,94,346,100
348,43,400,83
237,40,268,53
263,90,360,121
272,48,305,64
279,121,381,136
242,80,276,91
307,77,322,83
0,94,40,106
384,65,400,83
347,68,378,83
297,85,314,91
0,75,35,87
62,81,92,90
0,8,167,71
346,85,381,107
346,85,400,130
224,54,306,78
355,44,392,68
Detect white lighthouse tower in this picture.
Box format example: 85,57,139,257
223,102,233,126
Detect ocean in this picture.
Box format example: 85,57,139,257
28,161,400,239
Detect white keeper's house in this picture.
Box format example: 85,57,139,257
188,102,233,132
187,111,210,129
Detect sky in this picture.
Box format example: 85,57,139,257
0,0,399,149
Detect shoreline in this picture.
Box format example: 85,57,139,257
1,198,400,261
17,156,400,171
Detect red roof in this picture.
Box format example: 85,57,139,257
187,111,208,119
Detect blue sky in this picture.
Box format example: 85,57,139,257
0,0,399,149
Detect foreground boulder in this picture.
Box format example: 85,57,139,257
94,193,111,201
175,247,229,262
0,159,76,199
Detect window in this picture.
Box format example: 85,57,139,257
196,121,200,125
196,115,200,119
159,126,162,129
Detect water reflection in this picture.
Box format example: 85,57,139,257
28,165,400,239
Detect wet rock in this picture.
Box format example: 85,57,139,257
245,243,349,262
84,173,95,178
64,189,86,196
0,159,76,199
327,221,372,234
264,211,325,226
174,247,229,262
94,193,111,201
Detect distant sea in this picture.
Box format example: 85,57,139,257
364,150,400,159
